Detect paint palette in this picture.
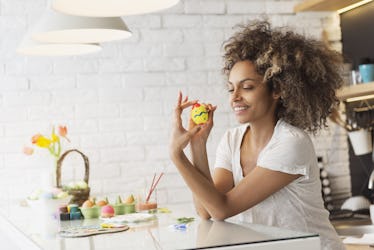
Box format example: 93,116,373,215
59,224,129,237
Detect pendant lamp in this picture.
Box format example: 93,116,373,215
17,38,101,56
31,10,132,44
52,0,180,17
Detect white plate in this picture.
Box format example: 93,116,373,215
100,213,156,223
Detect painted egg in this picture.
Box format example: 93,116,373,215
101,205,115,218
191,103,208,125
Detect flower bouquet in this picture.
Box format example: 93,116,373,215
24,125,90,206
24,126,70,186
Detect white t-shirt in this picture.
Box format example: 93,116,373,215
214,119,345,250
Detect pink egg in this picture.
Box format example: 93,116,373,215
101,205,115,218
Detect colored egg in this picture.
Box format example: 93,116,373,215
191,103,208,125
101,205,115,218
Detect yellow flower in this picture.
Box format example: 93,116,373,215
51,132,59,143
35,136,52,148
25,125,70,159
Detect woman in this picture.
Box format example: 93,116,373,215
169,21,345,250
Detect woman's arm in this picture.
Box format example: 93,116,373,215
182,100,222,219
189,104,218,219
171,149,301,220
191,140,234,219
190,141,213,219
188,103,235,220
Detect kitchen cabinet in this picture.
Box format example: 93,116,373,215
294,0,364,12
337,82,374,101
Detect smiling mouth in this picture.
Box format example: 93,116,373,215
233,106,249,113
234,106,249,111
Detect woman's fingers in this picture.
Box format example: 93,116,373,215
173,91,198,129
188,113,195,129
173,92,184,128
207,104,217,126
181,100,198,110
175,91,198,111
189,125,201,137
174,92,197,122
198,103,216,128
201,103,217,120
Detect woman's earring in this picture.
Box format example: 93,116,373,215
273,92,281,100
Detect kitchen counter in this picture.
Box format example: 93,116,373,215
0,201,320,250
332,217,374,249
346,246,374,250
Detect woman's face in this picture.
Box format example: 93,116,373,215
227,60,279,124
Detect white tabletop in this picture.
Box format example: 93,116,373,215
0,201,320,250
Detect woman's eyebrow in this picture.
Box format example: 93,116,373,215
228,78,258,84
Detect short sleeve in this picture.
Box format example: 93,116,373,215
257,133,314,181
214,131,233,172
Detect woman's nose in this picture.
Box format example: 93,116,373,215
231,88,242,101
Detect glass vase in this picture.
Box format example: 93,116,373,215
41,157,58,189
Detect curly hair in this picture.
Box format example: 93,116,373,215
222,20,343,133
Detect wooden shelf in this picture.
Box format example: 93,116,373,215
294,0,363,12
337,81,374,101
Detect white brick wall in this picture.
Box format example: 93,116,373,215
0,0,349,206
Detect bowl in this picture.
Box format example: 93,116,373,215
79,206,100,219
124,203,136,214
341,196,370,212
27,195,72,218
113,203,125,215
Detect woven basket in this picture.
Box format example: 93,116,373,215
56,149,90,206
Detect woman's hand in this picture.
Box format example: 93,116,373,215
169,92,217,157
169,92,201,157
189,103,216,147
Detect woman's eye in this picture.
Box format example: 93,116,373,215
228,89,234,93
243,86,254,90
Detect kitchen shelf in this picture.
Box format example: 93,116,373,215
294,0,363,12
337,81,374,101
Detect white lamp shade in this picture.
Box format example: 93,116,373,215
52,0,179,17
31,10,132,44
17,38,101,56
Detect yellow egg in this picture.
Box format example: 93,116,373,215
124,194,135,204
82,200,94,208
191,104,208,125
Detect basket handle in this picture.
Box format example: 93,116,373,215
56,149,89,188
